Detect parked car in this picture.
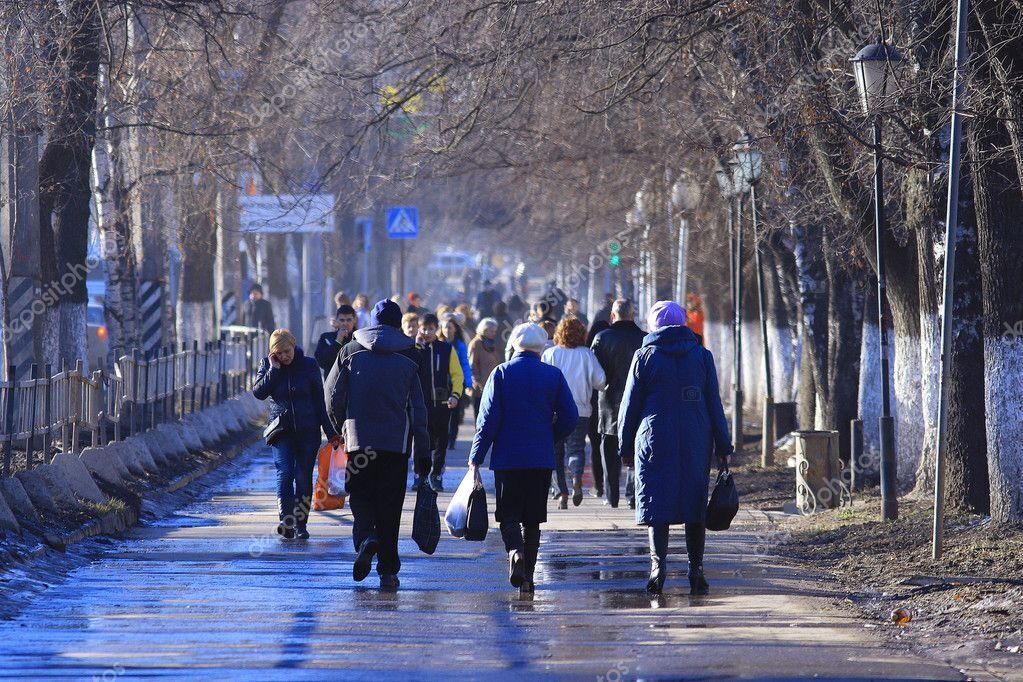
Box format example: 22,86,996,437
427,250,475,280
87,304,109,369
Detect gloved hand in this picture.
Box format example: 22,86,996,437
620,448,634,468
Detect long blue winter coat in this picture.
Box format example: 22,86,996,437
469,351,578,470
618,325,732,526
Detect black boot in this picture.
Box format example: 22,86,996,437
686,523,709,595
508,550,526,588
277,508,296,540
688,565,709,595
522,525,540,594
647,524,668,594
353,536,378,582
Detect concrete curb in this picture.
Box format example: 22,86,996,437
50,453,106,504
0,490,19,534
0,477,40,527
5,430,261,557
0,390,267,551
81,445,130,486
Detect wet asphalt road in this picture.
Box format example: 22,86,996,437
0,438,963,681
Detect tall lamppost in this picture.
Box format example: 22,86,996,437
671,172,700,304
716,163,743,460
851,38,903,521
733,133,772,466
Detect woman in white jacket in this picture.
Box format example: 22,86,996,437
542,316,607,507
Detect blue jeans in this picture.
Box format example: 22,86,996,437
555,416,589,495
271,430,321,530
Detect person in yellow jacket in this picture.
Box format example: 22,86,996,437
413,313,463,491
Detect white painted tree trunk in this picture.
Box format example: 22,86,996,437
893,328,924,490
914,312,941,492
270,295,289,332
986,336,1023,521
705,319,732,400
767,321,795,402
176,300,214,345
858,320,882,461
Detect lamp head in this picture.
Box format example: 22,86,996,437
850,39,904,116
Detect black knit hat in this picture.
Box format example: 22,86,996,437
371,299,403,328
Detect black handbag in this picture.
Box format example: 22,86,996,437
706,469,739,531
412,482,441,555
464,477,490,542
262,412,289,445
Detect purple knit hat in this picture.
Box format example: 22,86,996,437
647,300,687,330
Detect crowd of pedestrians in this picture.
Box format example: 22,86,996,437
252,280,729,596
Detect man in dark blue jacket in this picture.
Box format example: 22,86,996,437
314,305,357,377
324,300,429,590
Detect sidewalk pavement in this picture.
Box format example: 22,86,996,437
0,437,967,680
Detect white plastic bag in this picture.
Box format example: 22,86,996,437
326,445,347,496
444,469,478,538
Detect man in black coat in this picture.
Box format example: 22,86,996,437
324,299,429,590
474,280,498,318
242,284,276,331
590,298,646,508
314,305,357,377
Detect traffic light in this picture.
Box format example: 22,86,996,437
609,239,621,267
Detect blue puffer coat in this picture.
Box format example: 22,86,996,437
470,351,578,470
618,325,732,525
252,347,336,440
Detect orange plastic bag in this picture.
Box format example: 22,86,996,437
313,441,347,511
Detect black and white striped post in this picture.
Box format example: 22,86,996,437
6,276,37,381
139,280,163,355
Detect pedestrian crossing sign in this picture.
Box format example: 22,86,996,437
387,206,419,239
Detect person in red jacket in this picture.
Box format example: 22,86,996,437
685,293,705,339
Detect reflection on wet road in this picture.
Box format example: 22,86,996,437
0,441,960,680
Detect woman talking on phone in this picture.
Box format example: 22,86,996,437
253,329,339,540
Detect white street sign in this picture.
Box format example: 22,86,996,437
239,193,335,233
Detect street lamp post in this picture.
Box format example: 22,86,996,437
733,133,772,467
851,38,903,522
716,164,743,460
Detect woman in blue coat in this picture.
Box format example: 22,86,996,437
469,323,578,594
618,301,732,595
253,329,338,540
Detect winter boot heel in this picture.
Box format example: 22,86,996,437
688,565,709,595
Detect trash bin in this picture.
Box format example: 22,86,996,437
793,430,848,514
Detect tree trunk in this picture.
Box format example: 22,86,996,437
906,168,942,495
971,91,1023,524
37,0,100,369
92,81,140,365
764,243,797,403
791,221,828,430
884,230,926,491
941,164,989,515
856,285,891,480
176,177,217,344
266,234,291,331
823,245,862,463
